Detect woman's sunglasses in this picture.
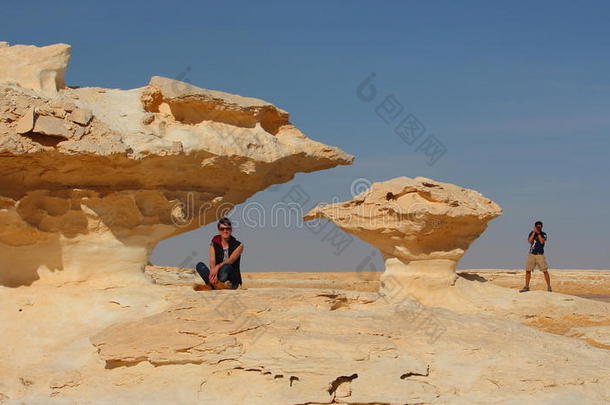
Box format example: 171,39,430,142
219,227,232,231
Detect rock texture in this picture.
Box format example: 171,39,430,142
0,42,70,94
0,43,353,287
1,275,609,404
304,176,502,299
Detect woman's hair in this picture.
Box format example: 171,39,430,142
217,217,232,229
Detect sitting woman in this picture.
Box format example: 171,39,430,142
194,217,244,290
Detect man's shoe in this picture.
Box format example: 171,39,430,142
193,283,212,291
519,286,530,293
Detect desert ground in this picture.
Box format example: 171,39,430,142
2,267,610,404
154,266,610,349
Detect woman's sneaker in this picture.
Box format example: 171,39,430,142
193,283,212,291
519,286,530,293
213,281,232,290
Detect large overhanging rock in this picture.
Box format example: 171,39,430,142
304,177,502,300
0,43,353,287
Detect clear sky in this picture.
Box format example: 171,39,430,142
4,1,609,271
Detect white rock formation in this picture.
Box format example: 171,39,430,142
3,220,606,405
2,42,609,405
0,42,71,94
0,43,353,287
304,176,502,299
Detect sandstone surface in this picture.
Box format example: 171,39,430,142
2,271,610,404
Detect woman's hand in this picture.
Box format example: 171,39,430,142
209,264,220,284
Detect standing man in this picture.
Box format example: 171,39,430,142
519,221,552,292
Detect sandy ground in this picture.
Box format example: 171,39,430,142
242,269,610,350
148,267,610,350
239,269,610,300
458,269,610,301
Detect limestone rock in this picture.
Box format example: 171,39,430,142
15,108,34,134
0,42,353,287
82,285,610,404
0,42,70,93
69,108,92,125
90,288,438,404
32,115,71,138
143,76,289,134
304,176,502,299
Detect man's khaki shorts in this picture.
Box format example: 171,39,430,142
525,253,549,272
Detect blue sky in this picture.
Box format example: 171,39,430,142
4,1,609,270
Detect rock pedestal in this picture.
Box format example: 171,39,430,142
304,176,502,300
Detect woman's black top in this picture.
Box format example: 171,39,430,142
210,234,243,286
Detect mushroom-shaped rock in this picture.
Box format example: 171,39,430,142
0,43,353,287
304,177,502,299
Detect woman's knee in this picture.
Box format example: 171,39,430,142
218,263,234,282
196,262,209,273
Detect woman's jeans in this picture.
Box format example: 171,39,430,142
195,262,239,289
